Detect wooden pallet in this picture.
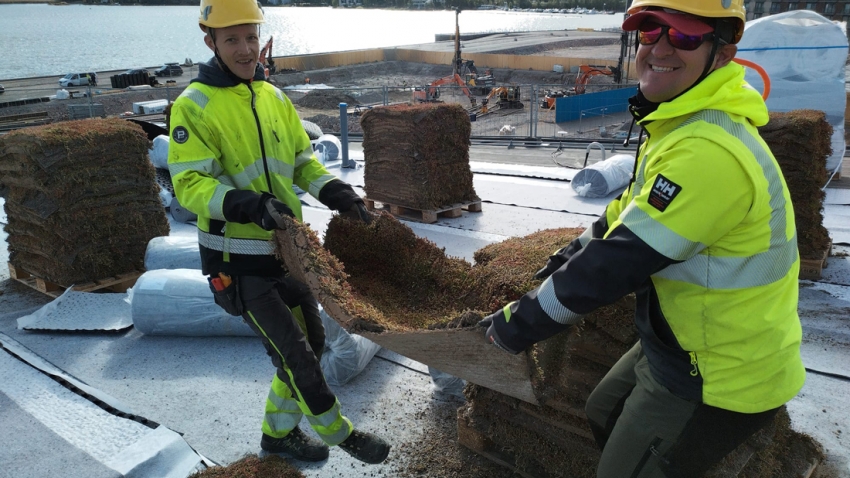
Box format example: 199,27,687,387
799,240,832,281
363,197,482,224
8,263,142,298
457,411,540,478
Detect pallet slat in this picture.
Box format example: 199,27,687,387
457,412,538,478
7,263,143,298
363,197,482,223
799,240,832,281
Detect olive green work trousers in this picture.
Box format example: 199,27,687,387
585,342,779,478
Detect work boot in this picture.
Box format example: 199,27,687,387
260,428,329,462
337,429,391,464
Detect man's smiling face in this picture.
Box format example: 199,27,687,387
635,20,716,103
205,23,260,80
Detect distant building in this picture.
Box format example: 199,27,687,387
265,0,291,5
744,1,850,21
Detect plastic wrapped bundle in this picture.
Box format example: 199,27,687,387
130,268,254,336
313,134,341,162
428,366,466,401
144,236,201,270
571,154,635,198
148,134,170,170
320,309,381,387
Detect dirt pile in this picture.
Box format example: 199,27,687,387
759,109,832,259
303,113,363,135
293,89,359,109
0,118,169,285
360,103,479,210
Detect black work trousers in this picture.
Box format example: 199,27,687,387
238,273,336,418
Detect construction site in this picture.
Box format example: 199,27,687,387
1,9,849,478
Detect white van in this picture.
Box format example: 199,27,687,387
59,72,98,87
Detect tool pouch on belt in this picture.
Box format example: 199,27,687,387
208,276,244,317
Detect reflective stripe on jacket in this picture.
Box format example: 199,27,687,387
494,62,805,413
167,61,336,276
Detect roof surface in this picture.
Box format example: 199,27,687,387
1,143,848,477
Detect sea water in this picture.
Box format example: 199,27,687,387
0,4,623,79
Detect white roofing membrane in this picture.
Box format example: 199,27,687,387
1,145,849,476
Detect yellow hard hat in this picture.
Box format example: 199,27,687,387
198,0,265,31
626,0,745,43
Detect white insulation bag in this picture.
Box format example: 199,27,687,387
571,153,635,198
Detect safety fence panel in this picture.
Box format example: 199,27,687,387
554,85,637,123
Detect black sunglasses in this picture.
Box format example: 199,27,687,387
637,22,717,51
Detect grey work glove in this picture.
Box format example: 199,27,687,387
259,198,295,230
478,314,521,355
339,201,373,224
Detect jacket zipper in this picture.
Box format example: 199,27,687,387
249,82,274,195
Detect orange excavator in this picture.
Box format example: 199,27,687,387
260,37,276,78
411,8,478,108
479,85,522,115
412,73,477,107
574,64,619,95
541,64,621,109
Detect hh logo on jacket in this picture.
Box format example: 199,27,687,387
648,174,681,212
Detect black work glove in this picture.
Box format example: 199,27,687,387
478,312,521,355
259,198,295,230
339,200,373,224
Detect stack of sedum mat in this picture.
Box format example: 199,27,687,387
759,109,832,261
360,103,479,210
0,118,169,286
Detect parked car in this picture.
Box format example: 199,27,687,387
59,72,98,87
124,69,150,76
155,63,183,77
0,84,4,95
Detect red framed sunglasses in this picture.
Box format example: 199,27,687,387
637,22,717,51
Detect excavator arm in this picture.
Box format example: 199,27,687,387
260,36,275,78
415,73,477,107
574,65,619,95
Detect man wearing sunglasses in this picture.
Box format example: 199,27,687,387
480,0,804,476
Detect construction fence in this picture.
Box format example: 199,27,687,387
0,81,637,142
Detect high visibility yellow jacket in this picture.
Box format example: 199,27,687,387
491,62,805,413
167,60,342,276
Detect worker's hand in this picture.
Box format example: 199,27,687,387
339,201,374,224
260,198,295,230
478,313,521,355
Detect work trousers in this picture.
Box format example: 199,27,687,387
239,273,353,446
585,342,778,478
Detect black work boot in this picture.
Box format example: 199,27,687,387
337,429,391,464
260,428,329,462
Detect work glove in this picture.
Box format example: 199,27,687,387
478,313,521,355
339,200,373,224
259,198,295,230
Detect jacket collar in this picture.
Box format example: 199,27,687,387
191,57,266,88
637,61,769,130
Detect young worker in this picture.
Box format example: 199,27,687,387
481,0,805,476
167,0,388,465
